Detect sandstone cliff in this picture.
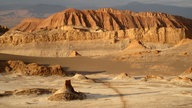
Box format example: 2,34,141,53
0,27,185,45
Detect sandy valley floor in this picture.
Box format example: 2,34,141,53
0,50,192,108
0,73,192,108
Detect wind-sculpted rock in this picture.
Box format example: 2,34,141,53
48,80,86,101
5,60,66,76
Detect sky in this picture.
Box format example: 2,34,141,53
0,0,192,7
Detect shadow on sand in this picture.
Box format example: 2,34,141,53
87,91,160,100
62,67,106,75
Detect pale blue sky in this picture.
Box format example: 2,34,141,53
0,0,191,7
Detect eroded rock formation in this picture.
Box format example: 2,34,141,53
113,73,133,80
48,80,86,101
13,88,57,96
179,67,192,79
0,88,57,97
0,8,192,46
170,77,192,85
69,51,81,57
13,8,192,32
4,60,66,76
0,27,187,45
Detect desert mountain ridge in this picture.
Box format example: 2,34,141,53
1,2,192,28
13,8,192,32
0,8,188,45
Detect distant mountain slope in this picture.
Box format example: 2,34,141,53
0,4,66,27
114,2,192,19
22,4,66,16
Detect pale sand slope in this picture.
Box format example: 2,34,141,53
0,39,128,57
0,73,192,108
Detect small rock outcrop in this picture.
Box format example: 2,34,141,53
0,88,56,97
0,60,7,73
179,67,192,79
5,60,66,76
170,77,192,85
69,51,81,57
0,91,13,97
144,75,164,81
169,67,192,85
0,25,9,35
72,74,88,80
48,80,86,101
113,73,133,80
123,40,147,52
175,39,192,47
13,88,56,95
72,73,94,82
